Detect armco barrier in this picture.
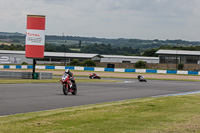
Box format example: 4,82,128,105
0,71,52,79
0,65,200,75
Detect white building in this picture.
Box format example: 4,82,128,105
156,49,200,64
101,55,159,63
0,50,159,64
0,50,101,64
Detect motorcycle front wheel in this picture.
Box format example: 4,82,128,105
63,85,68,95
72,83,77,95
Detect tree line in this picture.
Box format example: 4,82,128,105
1,32,200,56
2,43,200,57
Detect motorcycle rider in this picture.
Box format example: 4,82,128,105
138,75,146,82
138,75,144,80
65,69,75,87
92,73,97,77
65,69,73,77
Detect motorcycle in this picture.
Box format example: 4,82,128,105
60,73,77,95
137,75,147,82
89,73,101,79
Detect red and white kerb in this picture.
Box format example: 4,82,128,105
25,15,46,58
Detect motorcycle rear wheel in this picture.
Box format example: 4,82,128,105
63,85,68,95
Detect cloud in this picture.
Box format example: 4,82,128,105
0,0,200,41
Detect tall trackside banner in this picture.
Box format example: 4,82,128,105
25,15,46,58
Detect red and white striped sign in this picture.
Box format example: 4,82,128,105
25,15,46,58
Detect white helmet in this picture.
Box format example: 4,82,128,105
65,69,70,74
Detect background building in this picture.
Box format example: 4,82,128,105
156,49,200,64
101,55,159,63
0,50,101,64
0,50,159,65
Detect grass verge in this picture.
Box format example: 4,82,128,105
0,78,119,84
1,94,200,132
54,74,200,82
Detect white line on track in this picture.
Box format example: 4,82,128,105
153,90,200,97
116,81,135,83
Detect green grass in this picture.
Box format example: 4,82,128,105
0,78,119,84
53,74,200,82
69,48,81,51
1,94,200,132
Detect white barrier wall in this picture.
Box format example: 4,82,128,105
21,65,28,69
157,70,167,74
94,67,105,71
55,66,65,70
74,66,84,70
114,68,125,72
10,65,16,69
36,66,45,69
177,71,188,75
135,69,146,73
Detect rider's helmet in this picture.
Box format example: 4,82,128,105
65,69,70,74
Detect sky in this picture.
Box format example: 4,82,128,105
1,0,200,41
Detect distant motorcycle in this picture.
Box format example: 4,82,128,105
138,75,147,82
89,73,101,79
60,73,77,95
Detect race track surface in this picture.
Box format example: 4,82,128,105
0,79,200,116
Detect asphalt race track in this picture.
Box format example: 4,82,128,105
1,78,200,116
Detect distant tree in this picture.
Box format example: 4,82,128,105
79,40,82,47
21,62,28,65
13,39,20,43
143,48,158,57
135,61,146,68
68,59,79,66
81,60,96,67
178,63,184,70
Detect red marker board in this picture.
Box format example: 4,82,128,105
25,15,46,58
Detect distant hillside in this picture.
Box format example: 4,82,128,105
0,32,24,36
1,31,200,55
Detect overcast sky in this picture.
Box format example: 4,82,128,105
1,0,200,41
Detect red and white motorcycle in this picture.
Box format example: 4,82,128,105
89,73,101,79
60,73,77,95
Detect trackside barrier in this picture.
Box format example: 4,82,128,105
0,65,200,75
177,71,188,75
157,70,166,74
114,68,125,72
0,71,52,79
84,67,94,71
94,67,104,71
125,69,135,72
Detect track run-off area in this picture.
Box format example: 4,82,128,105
0,75,200,116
